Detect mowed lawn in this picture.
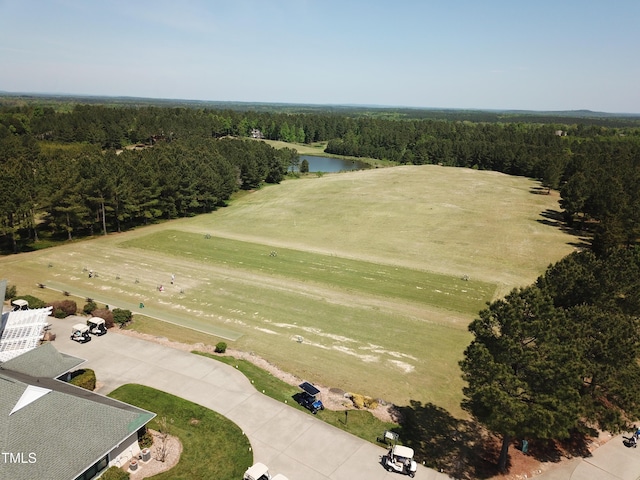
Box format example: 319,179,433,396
1,165,576,415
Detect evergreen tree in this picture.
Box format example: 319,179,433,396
460,286,582,472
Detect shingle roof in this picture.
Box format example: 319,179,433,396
0,342,84,378
0,347,155,480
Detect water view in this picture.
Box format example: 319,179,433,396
300,155,369,173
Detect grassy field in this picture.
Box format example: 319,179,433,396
1,165,576,416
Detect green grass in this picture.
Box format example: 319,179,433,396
122,230,495,316
1,165,576,414
193,352,399,444
108,384,252,480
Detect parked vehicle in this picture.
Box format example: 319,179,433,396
11,299,29,311
272,475,289,480
70,324,91,343
87,317,107,336
382,445,417,477
243,462,271,480
295,381,324,414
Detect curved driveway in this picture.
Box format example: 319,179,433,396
55,317,640,480
54,316,450,480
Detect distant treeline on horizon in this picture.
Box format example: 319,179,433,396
2,92,640,126
0,96,639,256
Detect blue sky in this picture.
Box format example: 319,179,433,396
1,0,638,112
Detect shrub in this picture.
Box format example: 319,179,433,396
348,393,379,410
69,369,96,391
350,393,365,409
100,466,130,480
363,396,379,409
91,308,114,329
138,427,154,449
83,300,98,315
13,295,46,309
47,300,77,317
4,283,17,300
112,308,132,327
215,342,227,353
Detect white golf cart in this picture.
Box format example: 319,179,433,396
382,445,417,477
272,475,289,480
70,323,91,344
11,299,29,311
87,317,107,336
243,462,271,480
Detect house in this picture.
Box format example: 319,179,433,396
251,128,264,139
0,340,155,480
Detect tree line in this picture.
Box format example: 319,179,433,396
0,120,296,252
2,103,640,255
461,246,640,472
3,103,639,254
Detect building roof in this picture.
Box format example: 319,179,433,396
0,346,155,480
0,342,84,378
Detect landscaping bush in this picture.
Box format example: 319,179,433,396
348,393,379,410
47,300,77,317
112,308,133,328
13,295,46,309
69,369,96,391
4,283,17,300
83,300,98,315
91,308,114,328
214,342,227,353
138,427,154,449
100,466,130,480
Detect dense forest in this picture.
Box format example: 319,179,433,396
1,99,639,255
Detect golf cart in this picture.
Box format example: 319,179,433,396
87,317,107,336
272,475,289,480
295,381,324,414
383,445,417,477
243,462,271,480
70,323,91,343
11,299,29,311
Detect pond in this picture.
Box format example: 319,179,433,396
299,155,369,173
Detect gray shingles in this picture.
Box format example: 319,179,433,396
0,346,154,480
0,342,84,378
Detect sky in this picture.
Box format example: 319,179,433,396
1,0,639,113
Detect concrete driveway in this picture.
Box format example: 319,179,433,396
54,316,640,480
53,316,450,480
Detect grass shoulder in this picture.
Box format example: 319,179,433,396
192,351,399,444
108,384,252,480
